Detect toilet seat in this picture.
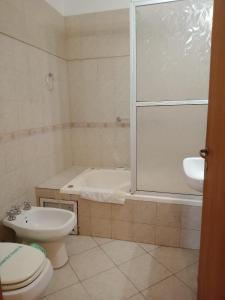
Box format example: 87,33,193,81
2,260,47,291
0,243,46,291
3,258,53,300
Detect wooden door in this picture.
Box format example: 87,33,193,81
0,283,2,300
198,0,225,299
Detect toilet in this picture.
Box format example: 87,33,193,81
0,243,53,300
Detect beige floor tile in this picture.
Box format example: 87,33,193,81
82,267,138,300
66,235,98,256
43,263,79,296
138,243,159,253
128,293,146,300
142,276,196,300
69,247,114,280
150,247,198,273
42,283,91,300
93,237,113,245
101,240,145,265
119,253,171,290
176,263,198,292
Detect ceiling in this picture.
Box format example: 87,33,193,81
46,0,130,16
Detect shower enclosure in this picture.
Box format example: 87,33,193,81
130,0,213,196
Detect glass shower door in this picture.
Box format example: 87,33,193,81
131,0,213,194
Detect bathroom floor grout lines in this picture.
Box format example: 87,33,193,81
42,236,198,299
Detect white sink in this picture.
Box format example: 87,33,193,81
183,157,205,192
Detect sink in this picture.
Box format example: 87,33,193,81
183,157,205,192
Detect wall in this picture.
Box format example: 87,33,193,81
47,0,130,16
66,9,130,167
0,0,72,228
36,186,202,249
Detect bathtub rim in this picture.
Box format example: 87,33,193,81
127,191,202,206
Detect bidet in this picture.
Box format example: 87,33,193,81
3,207,76,268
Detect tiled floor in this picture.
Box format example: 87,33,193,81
41,236,199,300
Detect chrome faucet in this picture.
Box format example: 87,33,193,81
23,201,32,210
7,209,16,221
11,205,22,215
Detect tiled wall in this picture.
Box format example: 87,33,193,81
0,0,72,229
35,187,201,249
78,199,201,249
65,10,130,167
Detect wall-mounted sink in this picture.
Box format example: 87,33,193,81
183,157,205,192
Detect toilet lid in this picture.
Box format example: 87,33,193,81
0,243,46,287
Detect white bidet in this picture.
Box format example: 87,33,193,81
3,207,76,269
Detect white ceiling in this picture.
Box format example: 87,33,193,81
46,0,130,16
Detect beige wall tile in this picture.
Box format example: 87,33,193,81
78,198,91,217
0,0,73,225
90,202,111,219
157,203,181,227
156,226,181,247
67,10,130,168
133,224,155,244
181,205,202,230
112,220,134,241
91,218,112,238
180,229,201,250
133,201,157,225
36,188,56,199
78,215,92,236
111,202,134,222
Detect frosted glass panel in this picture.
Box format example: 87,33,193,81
136,105,207,194
136,0,213,102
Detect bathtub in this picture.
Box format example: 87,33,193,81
60,168,202,206
39,167,202,248
60,168,130,204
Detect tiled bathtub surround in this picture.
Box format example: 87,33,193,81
36,185,201,250
66,10,130,168
0,0,72,225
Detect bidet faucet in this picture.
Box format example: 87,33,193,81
23,201,32,210
11,205,22,215
7,209,16,221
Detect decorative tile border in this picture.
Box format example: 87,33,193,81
71,121,130,129
0,123,71,144
0,121,130,144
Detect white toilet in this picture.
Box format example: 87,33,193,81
0,243,53,300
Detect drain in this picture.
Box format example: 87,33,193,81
68,185,74,188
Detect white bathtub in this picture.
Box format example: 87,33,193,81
60,168,130,204
60,168,202,206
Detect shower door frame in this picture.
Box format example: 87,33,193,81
130,0,208,194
